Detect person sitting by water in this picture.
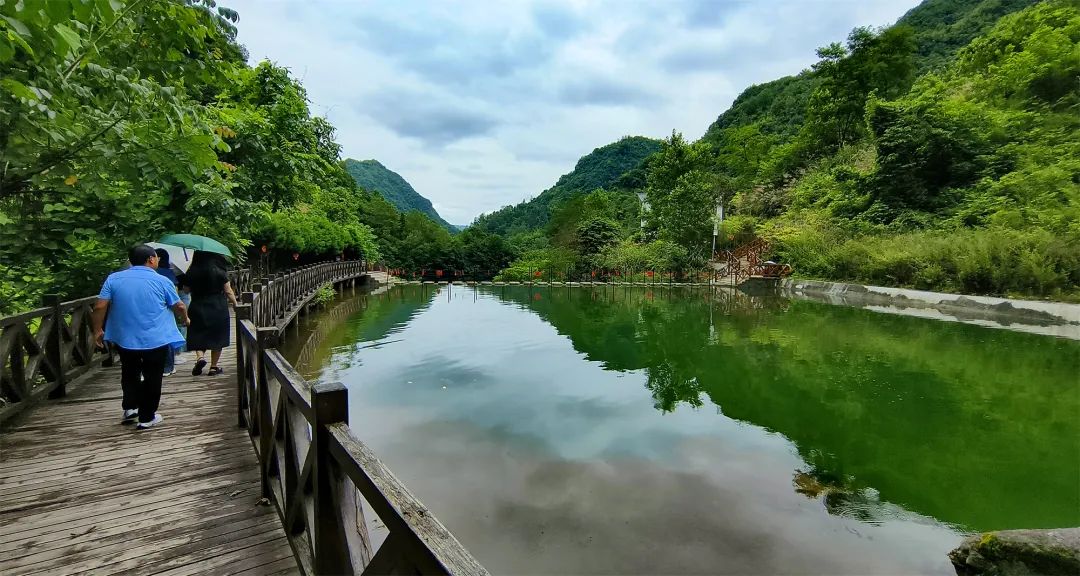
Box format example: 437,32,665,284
91,245,189,430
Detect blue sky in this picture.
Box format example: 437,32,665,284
228,0,921,224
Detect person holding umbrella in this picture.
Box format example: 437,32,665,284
179,250,238,376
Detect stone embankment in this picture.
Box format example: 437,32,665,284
782,279,1080,340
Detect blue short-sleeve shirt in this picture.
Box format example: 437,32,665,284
99,266,185,350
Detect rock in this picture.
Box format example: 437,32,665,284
949,528,1080,575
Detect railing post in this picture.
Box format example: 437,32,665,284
42,294,66,399
312,381,352,575
234,296,253,428
256,326,279,499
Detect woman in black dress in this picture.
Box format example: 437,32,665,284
180,251,237,376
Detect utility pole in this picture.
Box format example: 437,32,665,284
711,201,724,256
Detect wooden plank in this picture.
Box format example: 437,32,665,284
0,481,262,553
0,319,298,576
6,500,276,574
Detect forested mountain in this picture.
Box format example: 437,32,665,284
898,0,1042,72
344,159,453,231
492,0,1079,298
701,0,1038,144
472,136,662,236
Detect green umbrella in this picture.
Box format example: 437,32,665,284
157,233,233,258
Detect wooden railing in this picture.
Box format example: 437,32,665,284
0,295,100,424
714,237,777,284
234,262,488,575
0,267,251,425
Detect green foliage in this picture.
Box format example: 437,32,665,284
344,159,454,230
474,136,661,235
312,282,336,306
644,132,728,257
897,0,1041,73
803,25,918,152
0,1,381,311
494,247,577,282
767,218,1080,299
693,0,1078,299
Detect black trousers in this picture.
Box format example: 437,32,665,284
117,346,168,423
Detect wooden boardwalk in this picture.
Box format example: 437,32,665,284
0,340,300,575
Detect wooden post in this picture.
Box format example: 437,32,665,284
234,300,252,428
312,381,352,575
42,294,66,399
256,326,279,499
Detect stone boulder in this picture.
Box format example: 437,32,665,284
949,528,1080,575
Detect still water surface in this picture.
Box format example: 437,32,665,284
284,285,1080,574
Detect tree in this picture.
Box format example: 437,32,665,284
804,25,917,151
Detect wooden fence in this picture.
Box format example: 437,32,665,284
0,268,253,424
0,295,99,424
234,262,488,576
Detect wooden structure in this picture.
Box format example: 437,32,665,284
236,261,488,575
712,237,792,285
0,269,251,425
0,328,299,575
0,260,488,575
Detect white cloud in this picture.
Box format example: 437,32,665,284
227,0,921,224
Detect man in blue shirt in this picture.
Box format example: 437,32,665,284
92,245,190,429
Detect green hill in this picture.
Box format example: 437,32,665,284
344,159,453,230
701,0,1039,144
472,136,662,236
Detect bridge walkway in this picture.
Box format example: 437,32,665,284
0,327,300,576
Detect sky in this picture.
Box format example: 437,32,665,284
228,0,922,225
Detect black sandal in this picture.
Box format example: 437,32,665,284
192,358,207,375
207,366,223,376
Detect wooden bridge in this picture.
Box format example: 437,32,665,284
0,262,487,576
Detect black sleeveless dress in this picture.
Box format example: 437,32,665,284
181,268,230,350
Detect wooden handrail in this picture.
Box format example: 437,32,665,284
0,270,252,425
234,260,488,575
0,295,102,424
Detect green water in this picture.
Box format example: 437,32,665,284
285,285,1080,575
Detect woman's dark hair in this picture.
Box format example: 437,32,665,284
182,250,230,293
189,250,229,273
154,248,171,267
129,244,157,266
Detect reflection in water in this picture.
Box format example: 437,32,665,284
286,284,1080,575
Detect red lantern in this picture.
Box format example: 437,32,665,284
435,269,443,278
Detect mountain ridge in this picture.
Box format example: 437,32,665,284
344,158,453,230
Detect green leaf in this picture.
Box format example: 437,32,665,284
45,1,73,23
1,15,31,37
53,22,82,53
0,78,36,102
5,29,33,56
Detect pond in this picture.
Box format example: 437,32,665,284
282,284,1080,575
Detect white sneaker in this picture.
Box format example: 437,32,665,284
122,409,138,424
163,370,176,377
135,414,164,430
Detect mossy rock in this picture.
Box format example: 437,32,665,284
949,528,1080,575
